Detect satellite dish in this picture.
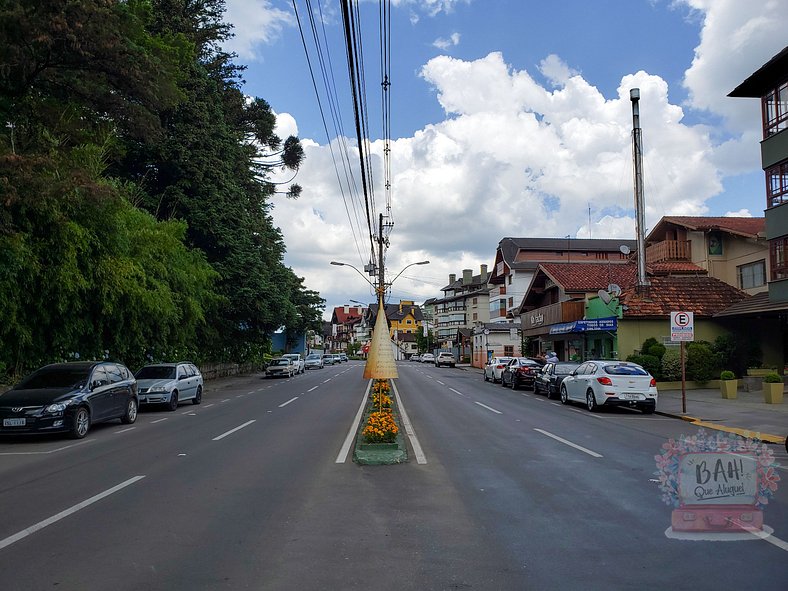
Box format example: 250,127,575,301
608,284,622,296
619,245,631,255
597,289,612,304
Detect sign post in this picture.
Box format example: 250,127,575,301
670,311,694,413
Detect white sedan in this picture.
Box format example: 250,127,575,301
483,356,513,383
421,353,435,364
560,360,657,414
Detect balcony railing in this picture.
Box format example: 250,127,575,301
646,240,690,263
437,305,466,313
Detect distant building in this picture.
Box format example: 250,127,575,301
434,265,491,359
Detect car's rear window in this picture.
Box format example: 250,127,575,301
274,359,290,366
136,366,176,380
555,364,579,375
604,364,648,376
517,359,539,367
18,367,90,389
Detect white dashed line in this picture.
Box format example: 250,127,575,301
534,428,603,458
150,418,169,424
307,386,319,392
436,380,445,385
473,401,502,415
115,427,136,434
279,397,298,408
203,404,215,408
213,420,256,441
449,387,466,397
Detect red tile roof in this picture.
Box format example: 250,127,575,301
332,306,365,324
661,216,765,237
540,262,638,292
646,261,707,275
620,275,747,318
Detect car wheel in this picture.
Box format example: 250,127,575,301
192,386,202,405
560,385,569,405
586,389,598,412
120,398,138,424
168,391,179,412
70,407,90,439
484,372,489,382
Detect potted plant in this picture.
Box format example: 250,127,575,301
719,370,738,399
763,373,784,404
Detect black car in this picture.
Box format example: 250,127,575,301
0,361,138,439
501,358,543,390
534,362,580,399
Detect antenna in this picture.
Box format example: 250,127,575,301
608,284,622,297
597,289,612,304
619,245,631,256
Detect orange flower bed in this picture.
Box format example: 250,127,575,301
362,410,399,443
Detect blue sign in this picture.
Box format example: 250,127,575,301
549,317,617,335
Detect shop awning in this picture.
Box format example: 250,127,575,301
549,317,617,335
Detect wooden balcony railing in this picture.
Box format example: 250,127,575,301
646,240,690,263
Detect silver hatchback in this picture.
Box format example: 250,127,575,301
135,362,203,411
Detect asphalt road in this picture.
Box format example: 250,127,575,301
0,361,786,590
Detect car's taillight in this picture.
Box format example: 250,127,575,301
496,364,505,369
597,376,613,386
650,377,657,387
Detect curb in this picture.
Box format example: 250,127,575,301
352,379,409,466
655,410,785,444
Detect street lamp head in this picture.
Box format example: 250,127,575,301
330,261,344,266
415,260,430,265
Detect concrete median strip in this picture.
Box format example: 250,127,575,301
656,411,784,444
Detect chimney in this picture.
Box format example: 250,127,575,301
449,273,456,284
344,305,349,314
463,269,472,285
481,264,488,283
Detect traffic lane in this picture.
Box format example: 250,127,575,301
0,366,370,590
395,367,788,588
0,368,361,550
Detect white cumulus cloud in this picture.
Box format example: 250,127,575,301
223,0,294,60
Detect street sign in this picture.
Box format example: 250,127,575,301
670,311,694,342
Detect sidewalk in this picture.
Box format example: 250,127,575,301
656,388,787,445
456,364,786,445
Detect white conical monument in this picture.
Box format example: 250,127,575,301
363,292,398,379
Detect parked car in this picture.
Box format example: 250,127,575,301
421,353,435,364
281,354,305,374
332,354,343,364
339,353,349,362
435,352,456,367
135,362,203,410
410,354,421,362
322,354,335,366
265,357,296,378
0,361,138,439
501,357,542,390
534,362,580,399
560,360,658,413
483,356,513,383
304,353,324,370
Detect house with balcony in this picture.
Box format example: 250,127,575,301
517,262,638,361
434,265,491,358
329,305,365,353
488,237,637,322
366,300,424,338
645,216,768,295
719,45,788,372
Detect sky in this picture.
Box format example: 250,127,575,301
220,0,788,320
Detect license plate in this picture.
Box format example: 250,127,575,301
619,393,643,400
3,418,26,427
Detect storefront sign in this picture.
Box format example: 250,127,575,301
549,317,617,334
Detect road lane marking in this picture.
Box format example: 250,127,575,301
115,427,136,434
449,388,466,397
737,524,788,552
550,402,561,407
534,428,603,458
392,380,427,464
307,386,319,392
220,399,230,403
0,476,146,551
323,379,332,383
213,420,256,441
150,418,169,424
203,404,215,408
336,381,372,463
474,401,502,415
0,440,94,456
246,391,255,395
436,380,445,385
279,397,298,408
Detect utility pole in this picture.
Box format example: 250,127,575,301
630,88,649,291
378,213,385,299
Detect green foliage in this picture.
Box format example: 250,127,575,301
763,373,783,383
712,333,763,375
686,342,718,383
661,348,682,381
647,343,666,359
626,354,661,379
720,370,736,381
640,337,659,353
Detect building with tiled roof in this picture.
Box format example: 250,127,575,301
488,237,637,322
366,300,424,339
645,215,768,296
434,265,491,358
328,305,365,354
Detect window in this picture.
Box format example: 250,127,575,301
771,237,788,280
737,260,766,289
508,275,513,285
472,297,478,305
473,312,478,321
106,364,124,383
406,319,412,324
504,345,514,356
766,160,788,207
763,81,788,137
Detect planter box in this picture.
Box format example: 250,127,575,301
747,368,777,377
720,380,738,399
359,442,398,450
763,382,784,404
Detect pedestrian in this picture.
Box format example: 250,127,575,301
545,351,558,363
